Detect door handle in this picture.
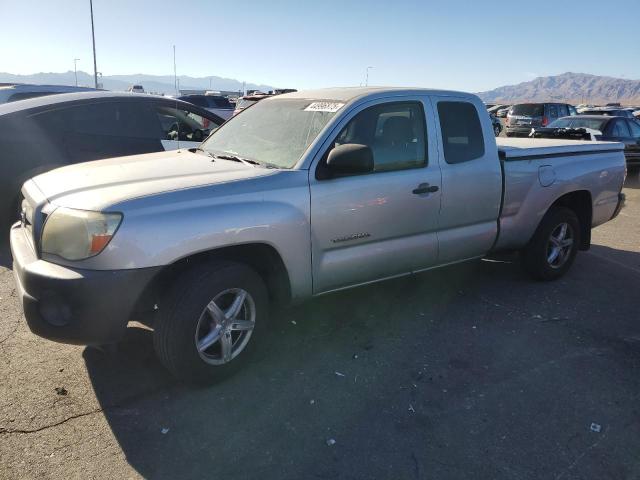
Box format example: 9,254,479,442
412,183,439,195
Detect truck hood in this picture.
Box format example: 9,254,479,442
30,149,278,211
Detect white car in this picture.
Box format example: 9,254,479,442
128,85,145,94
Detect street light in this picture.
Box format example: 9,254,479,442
89,0,98,89
365,66,374,87
73,58,80,86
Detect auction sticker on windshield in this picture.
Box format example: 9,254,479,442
304,102,345,113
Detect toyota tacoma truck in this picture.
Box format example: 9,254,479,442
10,87,626,383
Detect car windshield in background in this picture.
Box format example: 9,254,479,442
582,109,625,117
208,96,232,109
511,104,544,116
548,118,608,130
202,98,342,168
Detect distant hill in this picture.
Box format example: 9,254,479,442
477,72,640,105
0,71,275,95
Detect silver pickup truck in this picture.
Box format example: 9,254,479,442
10,87,626,383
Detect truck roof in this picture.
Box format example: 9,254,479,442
279,87,474,102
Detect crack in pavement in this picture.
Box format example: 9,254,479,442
0,408,104,434
0,381,176,435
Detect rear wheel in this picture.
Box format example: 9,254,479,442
521,207,581,281
153,260,269,384
494,125,501,137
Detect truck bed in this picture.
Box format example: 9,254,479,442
496,137,623,160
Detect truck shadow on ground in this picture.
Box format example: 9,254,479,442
81,247,640,480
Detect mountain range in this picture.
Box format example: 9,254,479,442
0,71,274,95
2,71,639,105
477,72,640,105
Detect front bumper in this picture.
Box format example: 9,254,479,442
10,224,160,345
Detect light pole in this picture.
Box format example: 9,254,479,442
73,58,80,86
365,66,374,87
89,0,98,89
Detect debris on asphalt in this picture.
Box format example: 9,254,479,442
161,427,170,434
326,438,336,446
291,320,297,325
334,371,346,377
352,354,358,360
408,404,415,413
310,399,315,405
54,387,68,396
153,304,159,310
590,423,602,433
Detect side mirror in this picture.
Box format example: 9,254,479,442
326,144,373,175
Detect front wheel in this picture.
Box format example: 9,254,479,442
153,261,269,384
521,207,581,281
494,125,501,137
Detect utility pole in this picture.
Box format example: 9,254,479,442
89,0,98,89
365,66,373,87
173,45,178,95
73,58,80,86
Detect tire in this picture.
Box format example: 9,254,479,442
521,207,581,281
505,132,513,137
494,125,501,137
153,260,269,384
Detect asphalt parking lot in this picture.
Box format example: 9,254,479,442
1,176,639,480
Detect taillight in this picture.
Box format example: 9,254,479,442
542,116,549,126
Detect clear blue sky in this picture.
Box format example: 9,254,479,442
1,0,638,91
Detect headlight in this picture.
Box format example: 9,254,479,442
41,207,122,261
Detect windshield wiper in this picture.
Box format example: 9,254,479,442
190,147,215,160
214,154,263,167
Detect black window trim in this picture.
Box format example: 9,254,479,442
315,99,429,181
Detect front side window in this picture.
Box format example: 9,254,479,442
327,101,427,173
437,101,485,164
611,120,631,137
628,120,640,138
155,105,217,142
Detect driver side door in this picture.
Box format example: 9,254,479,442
309,98,442,294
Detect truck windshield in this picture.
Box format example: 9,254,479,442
201,98,342,168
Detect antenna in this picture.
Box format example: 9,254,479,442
173,45,180,150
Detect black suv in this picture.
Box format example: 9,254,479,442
506,103,577,137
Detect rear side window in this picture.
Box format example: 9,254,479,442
33,101,159,138
511,104,544,117
437,101,485,164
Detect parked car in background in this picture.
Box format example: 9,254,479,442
233,92,273,115
487,104,509,115
178,94,234,120
506,102,576,137
490,113,502,136
9,87,625,383
0,91,223,231
531,115,640,169
580,108,636,119
495,106,511,118
0,84,97,104
128,85,145,94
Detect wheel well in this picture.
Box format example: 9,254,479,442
135,244,292,319
549,190,592,250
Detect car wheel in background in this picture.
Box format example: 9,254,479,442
494,125,501,137
521,207,580,281
153,260,269,384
